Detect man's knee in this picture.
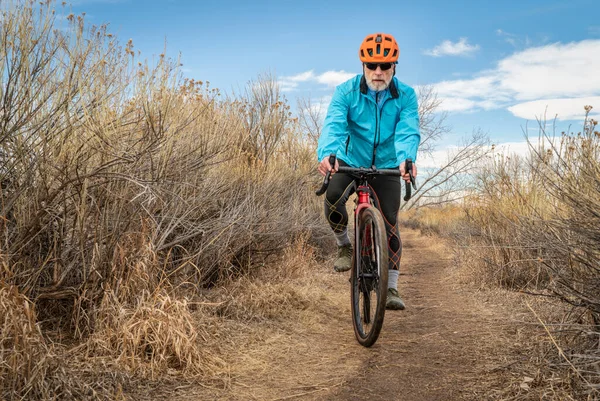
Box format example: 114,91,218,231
325,187,344,206
324,199,347,231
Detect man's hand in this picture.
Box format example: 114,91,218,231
399,160,417,183
318,156,339,176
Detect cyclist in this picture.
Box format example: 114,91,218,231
317,32,420,310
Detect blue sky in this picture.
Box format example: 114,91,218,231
65,0,600,164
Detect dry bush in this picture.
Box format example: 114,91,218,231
525,110,600,397
462,153,554,288
0,0,324,396
88,291,214,378
454,107,600,398
84,230,220,379
399,204,465,237
0,285,53,399
200,234,330,325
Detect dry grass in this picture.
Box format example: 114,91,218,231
0,284,53,399
88,291,213,378
442,111,600,399
404,110,600,399
201,235,329,323
0,1,327,397
400,204,465,237
158,236,355,401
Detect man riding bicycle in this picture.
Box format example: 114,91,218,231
317,32,420,310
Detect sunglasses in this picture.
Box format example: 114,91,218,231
364,62,394,71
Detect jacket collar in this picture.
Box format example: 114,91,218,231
360,75,399,99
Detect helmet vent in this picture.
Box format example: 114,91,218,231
376,44,380,54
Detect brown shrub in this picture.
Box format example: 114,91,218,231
88,290,214,378
0,284,53,399
453,108,600,398
0,0,326,396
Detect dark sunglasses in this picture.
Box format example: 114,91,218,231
364,62,394,71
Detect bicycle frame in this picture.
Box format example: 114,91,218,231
354,183,372,216
353,182,374,264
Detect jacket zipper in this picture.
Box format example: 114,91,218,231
372,92,387,167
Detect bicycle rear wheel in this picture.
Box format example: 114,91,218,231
351,206,389,347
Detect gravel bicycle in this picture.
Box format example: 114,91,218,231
316,154,416,347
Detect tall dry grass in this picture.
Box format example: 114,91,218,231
399,205,465,237
0,1,326,398
453,108,600,398
0,284,53,399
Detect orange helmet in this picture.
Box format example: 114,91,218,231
359,33,399,63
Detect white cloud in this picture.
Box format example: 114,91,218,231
418,140,548,169
435,76,512,112
436,97,478,112
495,29,534,48
423,38,480,57
286,70,316,82
435,76,499,99
508,97,600,121
429,39,600,120
316,71,355,87
496,29,518,47
498,40,600,100
279,81,299,92
279,70,356,92
278,70,316,92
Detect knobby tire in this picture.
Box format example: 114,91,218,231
351,206,388,347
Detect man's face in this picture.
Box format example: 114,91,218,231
364,63,395,91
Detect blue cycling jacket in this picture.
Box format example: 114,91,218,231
317,75,420,168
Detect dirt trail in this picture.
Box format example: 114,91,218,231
325,232,520,401
154,229,537,401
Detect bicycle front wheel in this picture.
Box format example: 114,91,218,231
351,206,389,347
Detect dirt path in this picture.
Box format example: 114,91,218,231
325,232,521,401
149,229,538,401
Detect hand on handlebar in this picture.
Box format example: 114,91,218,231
318,155,339,176
399,160,417,183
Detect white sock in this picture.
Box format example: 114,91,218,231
388,269,399,290
334,229,350,246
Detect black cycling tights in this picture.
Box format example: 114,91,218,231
324,163,402,271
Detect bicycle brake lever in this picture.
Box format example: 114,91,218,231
409,172,417,191
403,158,414,202
315,154,337,196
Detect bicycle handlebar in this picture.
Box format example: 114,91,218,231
315,154,418,201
